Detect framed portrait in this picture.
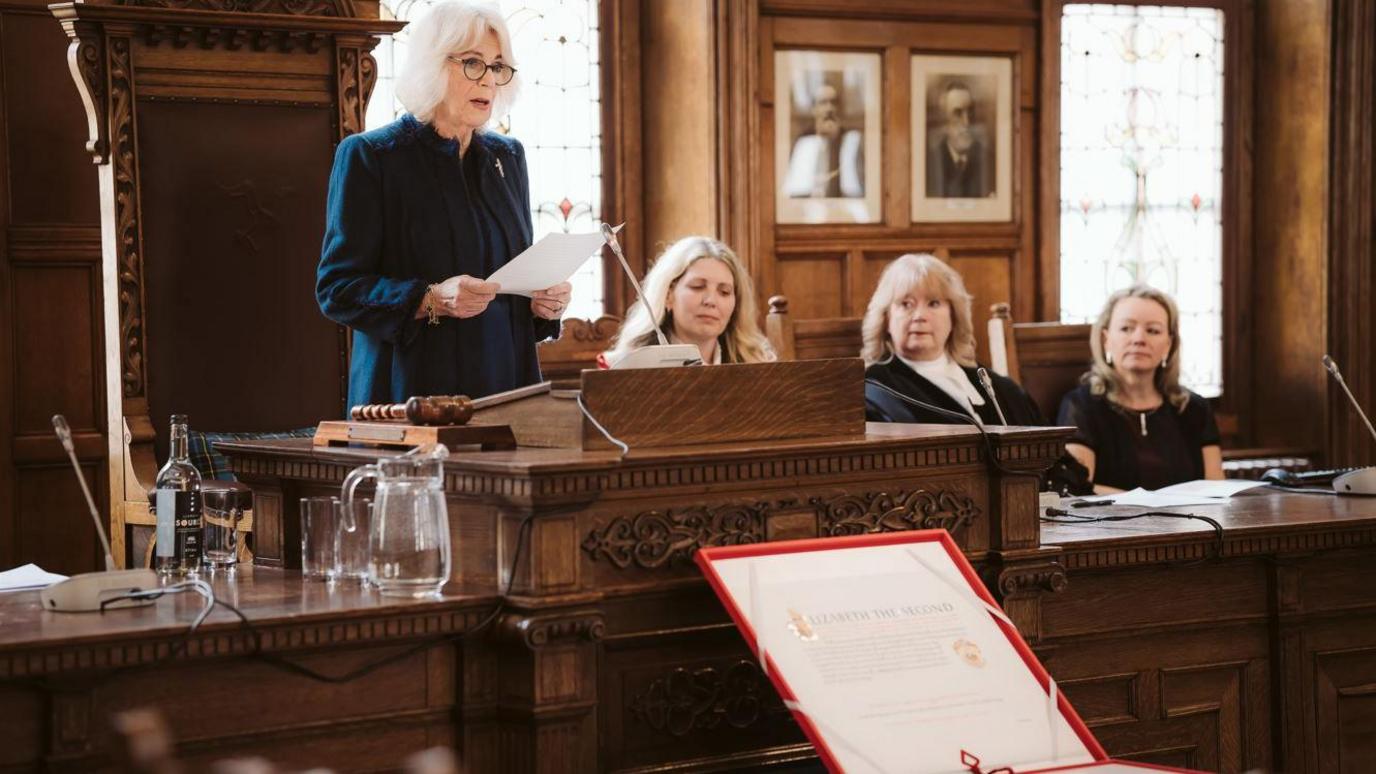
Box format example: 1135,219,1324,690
774,50,882,224
912,55,1013,223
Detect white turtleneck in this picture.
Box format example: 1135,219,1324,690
896,351,985,420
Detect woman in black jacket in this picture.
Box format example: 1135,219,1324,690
862,253,1041,426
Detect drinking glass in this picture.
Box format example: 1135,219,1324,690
300,496,344,581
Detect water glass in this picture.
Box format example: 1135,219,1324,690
202,484,250,570
337,499,371,582
300,496,344,581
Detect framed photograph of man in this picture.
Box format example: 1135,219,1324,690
775,50,882,224
912,55,1013,223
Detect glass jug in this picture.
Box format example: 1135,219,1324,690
342,445,451,597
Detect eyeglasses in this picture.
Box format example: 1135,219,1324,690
445,55,517,86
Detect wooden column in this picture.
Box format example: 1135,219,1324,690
1328,0,1375,466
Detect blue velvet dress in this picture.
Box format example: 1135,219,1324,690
317,115,559,411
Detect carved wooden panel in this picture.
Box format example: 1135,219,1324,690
0,5,106,576
601,628,804,771
138,101,343,443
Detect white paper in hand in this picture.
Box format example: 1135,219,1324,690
486,224,623,296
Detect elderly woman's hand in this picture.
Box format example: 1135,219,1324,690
430,275,500,319
531,282,572,320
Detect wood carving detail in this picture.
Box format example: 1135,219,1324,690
581,503,766,569
561,316,620,344
110,37,148,400
812,488,979,536
115,0,349,16
996,562,1068,597
337,47,361,139
629,661,776,738
67,31,108,163
508,611,606,650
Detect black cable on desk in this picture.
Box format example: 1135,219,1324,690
1041,507,1226,562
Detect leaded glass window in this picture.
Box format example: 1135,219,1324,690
1060,4,1224,396
368,0,604,320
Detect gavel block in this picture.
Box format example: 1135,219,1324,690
350,395,474,426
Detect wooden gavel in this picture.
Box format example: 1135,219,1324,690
350,395,474,426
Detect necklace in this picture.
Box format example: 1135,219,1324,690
1111,401,1163,437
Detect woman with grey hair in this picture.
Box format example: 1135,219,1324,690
316,0,572,409
861,253,1040,426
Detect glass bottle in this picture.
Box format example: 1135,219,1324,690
153,414,202,575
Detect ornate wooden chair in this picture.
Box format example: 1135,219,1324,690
537,316,622,388
986,302,1092,422
764,296,863,361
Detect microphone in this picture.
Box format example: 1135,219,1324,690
599,223,701,369
975,368,1009,425
1324,355,1376,445
1321,355,1376,495
53,415,115,571
37,415,158,611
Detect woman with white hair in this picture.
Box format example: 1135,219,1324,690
316,1,571,409
862,253,1040,425
603,236,773,366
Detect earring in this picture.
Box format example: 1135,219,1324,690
1105,351,1113,366
1161,355,1169,368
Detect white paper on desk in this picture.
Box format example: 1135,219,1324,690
0,563,67,592
1154,479,1268,498
1109,488,1229,509
485,225,621,296
711,543,1094,773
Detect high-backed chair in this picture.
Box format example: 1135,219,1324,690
537,316,622,389
987,303,1092,422
765,296,863,361
57,2,404,566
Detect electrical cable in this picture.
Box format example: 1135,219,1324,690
1040,506,1226,562
64,513,539,687
864,378,1037,480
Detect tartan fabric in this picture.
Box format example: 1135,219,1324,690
188,428,315,481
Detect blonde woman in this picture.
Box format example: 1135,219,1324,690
317,1,571,409
862,253,1040,425
604,236,773,366
1058,285,1222,493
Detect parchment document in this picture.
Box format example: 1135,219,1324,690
712,542,1095,773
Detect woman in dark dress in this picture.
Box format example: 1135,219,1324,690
1057,285,1223,493
316,1,571,410
862,253,1040,427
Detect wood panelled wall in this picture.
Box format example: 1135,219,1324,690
0,0,1364,574
0,0,106,574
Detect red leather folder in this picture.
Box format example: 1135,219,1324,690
695,530,1198,774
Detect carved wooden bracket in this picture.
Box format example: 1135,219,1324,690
505,610,606,650
629,660,782,739
994,561,1068,598
66,25,108,163
811,488,980,536
580,502,768,569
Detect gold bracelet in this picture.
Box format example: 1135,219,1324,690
425,285,440,326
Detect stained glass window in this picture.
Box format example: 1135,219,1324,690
368,0,605,320
1060,4,1224,396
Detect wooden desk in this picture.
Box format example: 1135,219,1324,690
0,567,496,773
7,428,1376,773
1038,491,1376,772
221,424,1064,772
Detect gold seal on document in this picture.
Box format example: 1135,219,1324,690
787,608,818,641
953,638,985,668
